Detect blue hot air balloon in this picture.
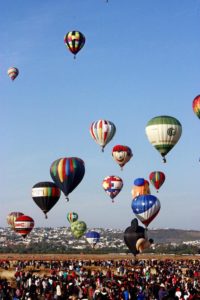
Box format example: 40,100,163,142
131,194,161,227
85,231,100,248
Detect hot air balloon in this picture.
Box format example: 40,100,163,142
85,231,100,248
149,171,165,192
124,219,153,256
67,212,78,223
7,67,19,81
112,145,133,170
50,157,85,201
32,182,61,218
132,194,161,227
71,220,87,239
7,212,24,231
145,115,182,163
131,178,151,199
64,31,85,58
192,95,200,119
102,175,123,202
14,215,34,239
90,120,116,152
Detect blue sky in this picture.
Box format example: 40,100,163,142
1,0,200,230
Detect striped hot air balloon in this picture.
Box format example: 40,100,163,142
67,212,78,223
14,215,34,238
132,194,161,227
192,95,200,119
7,212,24,231
7,67,19,81
145,115,182,163
102,175,123,202
64,31,85,58
50,157,85,201
90,119,116,152
32,182,61,218
149,171,165,192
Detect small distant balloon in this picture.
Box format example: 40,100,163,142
71,220,87,239
112,145,133,169
90,119,116,152
64,31,85,58
85,231,100,248
192,95,200,119
67,212,78,223
102,175,123,202
14,215,34,239
7,212,24,231
7,67,19,81
149,171,165,192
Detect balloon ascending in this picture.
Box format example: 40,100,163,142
71,220,87,239
14,215,34,239
132,194,160,227
131,178,151,199
124,218,153,256
112,145,133,169
7,212,24,231
102,175,123,202
192,95,200,119
90,120,116,152
145,115,182,163
85,231,100,248
67,212,78,223
32,182,61,218
50,157,85,201
149,171,165,192
64,31,85,58
7,67,19,81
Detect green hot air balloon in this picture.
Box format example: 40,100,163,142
145,115,182,163
67,212,78,223
71,220,87,239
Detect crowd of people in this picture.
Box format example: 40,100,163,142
0,258,199,299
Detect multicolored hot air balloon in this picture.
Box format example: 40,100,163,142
32,182,61,218
112,145,133,169
50,157,85,201
7,67,19,81
131,178,151,199
102,175,123,202
145,115,182,163
7,212,24,231
71,220,87,239
132,194,161,227
149,171,165,192
85,231,100,248
14,215,34,238
90,120,116,152
67,212,78,223
192,95,200,119
64,31,85,58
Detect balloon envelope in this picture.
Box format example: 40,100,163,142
90,119,116,151
112,145,133,169
32,181,61,218
7,212,24,230
85,231,100,248
50,157,85,199
14,215,34,238
131,178,150,199
192,95,200,119
102,175,123,201
149,171,165,192
132,194,161,227
64,31,85,57
67,212,78,223
71,220,87,239
7,67,19,81
145,115,182,162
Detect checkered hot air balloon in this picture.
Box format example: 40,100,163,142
64,31,85,58
102,175,123,202
90,119,116,152
132,194,161,227
145,115,182,163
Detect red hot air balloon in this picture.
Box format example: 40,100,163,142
14,215,34,238
149,171,165,192
112,145,133,169
192,95,200,119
